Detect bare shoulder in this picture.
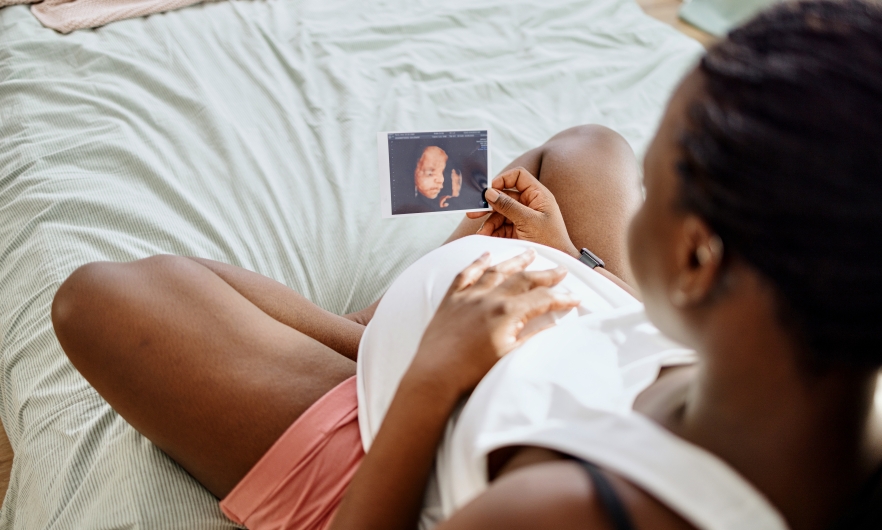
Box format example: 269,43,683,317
436,460,696,530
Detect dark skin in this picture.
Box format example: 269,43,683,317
51,122,643,501
51,69,882,529
628,71,882,530
332,70,882,529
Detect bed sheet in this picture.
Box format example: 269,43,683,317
0,0,701,527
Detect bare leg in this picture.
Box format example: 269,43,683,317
52,256,356,499
52,126,640,501
347,126,642,324
190,258,365,359
446,125,642,284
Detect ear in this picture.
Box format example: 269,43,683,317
669,215,724,308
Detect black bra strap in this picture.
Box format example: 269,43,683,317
577,459,637,530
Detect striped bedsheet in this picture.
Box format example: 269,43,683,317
0,1,701,527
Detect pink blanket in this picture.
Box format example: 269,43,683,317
0,0,205,33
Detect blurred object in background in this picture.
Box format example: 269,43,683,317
638,0,718,47
680,0,780,36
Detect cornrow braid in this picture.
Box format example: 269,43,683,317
677,0,882,367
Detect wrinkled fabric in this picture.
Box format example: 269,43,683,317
0,1,701,527
359,236,786,530
0,0,204,33
221,377,363,530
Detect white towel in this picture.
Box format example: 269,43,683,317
0,0,205,33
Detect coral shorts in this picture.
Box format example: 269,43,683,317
220,376,364,530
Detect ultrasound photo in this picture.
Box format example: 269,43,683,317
377,129,490,218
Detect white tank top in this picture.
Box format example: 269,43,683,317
356,235,788,530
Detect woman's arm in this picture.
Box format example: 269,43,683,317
329,365,461,528
185,258,365,359
465,167,642,301
330,250,580,529
468,168,580,259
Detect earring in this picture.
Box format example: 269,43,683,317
670,289,688,307
696,235,724,265
709,235,724,257
696,245,712,265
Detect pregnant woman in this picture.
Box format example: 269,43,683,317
51,1,882,529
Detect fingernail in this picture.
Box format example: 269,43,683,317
519,248,535,260
484,188,499,202
555,292,580,304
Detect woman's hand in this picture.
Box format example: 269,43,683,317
467,167,580,259
332,249,578,530
407,249,581,397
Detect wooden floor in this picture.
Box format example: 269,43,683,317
637,0,717,47
0,433,9,504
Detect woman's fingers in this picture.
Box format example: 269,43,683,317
452,249,568,301
492,250,537,277
507,288,581,342
477,212,506,236
492,167,544,194
475,189,523,233
491,223,516,239
501,189,522,202
449,253,491,293
484,188,534,227
521,288,581,320
471,188,522,220
473,249,535,291
498,266,567,296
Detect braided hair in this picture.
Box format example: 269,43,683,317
677,0,882,368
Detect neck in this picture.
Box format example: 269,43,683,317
675,297,881,530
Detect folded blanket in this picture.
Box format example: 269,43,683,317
0,0,205,33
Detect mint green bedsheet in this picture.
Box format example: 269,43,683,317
0,1,702,527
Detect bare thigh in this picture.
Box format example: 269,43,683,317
447,125,643,284
52,256,356,498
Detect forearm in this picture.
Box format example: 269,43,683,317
185,258,364,360
594,267,641,301
331,372,459,530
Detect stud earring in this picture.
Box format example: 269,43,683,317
696,235,724,265
670,289,688,307
696,245,712,265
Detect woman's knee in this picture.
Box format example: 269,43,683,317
547,124,627,145
531,125,642,282
52,256,185,363
532,124,642,211
539,125,640,186
53,261,113,334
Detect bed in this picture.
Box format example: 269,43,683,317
0,0,702,526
